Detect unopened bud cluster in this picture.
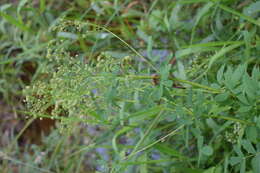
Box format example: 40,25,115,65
225,122,243,143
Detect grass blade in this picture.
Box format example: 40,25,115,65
0,11,31,32
217,4,260,26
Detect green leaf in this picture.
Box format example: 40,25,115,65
217,4,260,26
197,135,204,149
252,66,260,81
224,156,229,173
149,85,163,101
231,64,246,86
241,140,256,154
163,80,173,87
112,127,132,155
201,145,213,156
217,65,225,84
214,166,222,173
243,73,257,100
190,2,213,43
243,1,260,17
245,127,258,143
234,145,244,158
243,31,251,59
174,167,204,173
176,61,187,80
207,43,243,72
215,92,229,102
224,66,233,83
139,153,148,173
121,9,143,18
169,4,182,30
206,118,219,133
128,105,165,120
230,157,242,166
203,167,221,173
83,109,103,122
155,144,186,159
256,117,260,129
40,0,46,13
209,105,231,115
0,4,12,11
240,159,246,173
17,0,28,16
252,154,260,173
176,47,218,59
0,11,31,32
177,0,211,3
160,64,171,81
238,106,252,113
236,93,250,105
57,32,78,40
164,14,170,31
147,36,153,60
137,29,149,43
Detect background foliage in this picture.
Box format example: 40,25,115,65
0,0,260,173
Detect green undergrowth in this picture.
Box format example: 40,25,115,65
0,0,260,173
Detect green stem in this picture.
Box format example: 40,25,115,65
127,75,223,93
126,110,164,160
170,76,223,93
86,22,158,72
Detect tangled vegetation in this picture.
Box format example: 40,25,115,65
0,0,260,173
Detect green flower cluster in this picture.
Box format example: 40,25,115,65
23,20,152,130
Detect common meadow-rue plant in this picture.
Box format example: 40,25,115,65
23,19,155,131
0,0,257,172
22,18,260,173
